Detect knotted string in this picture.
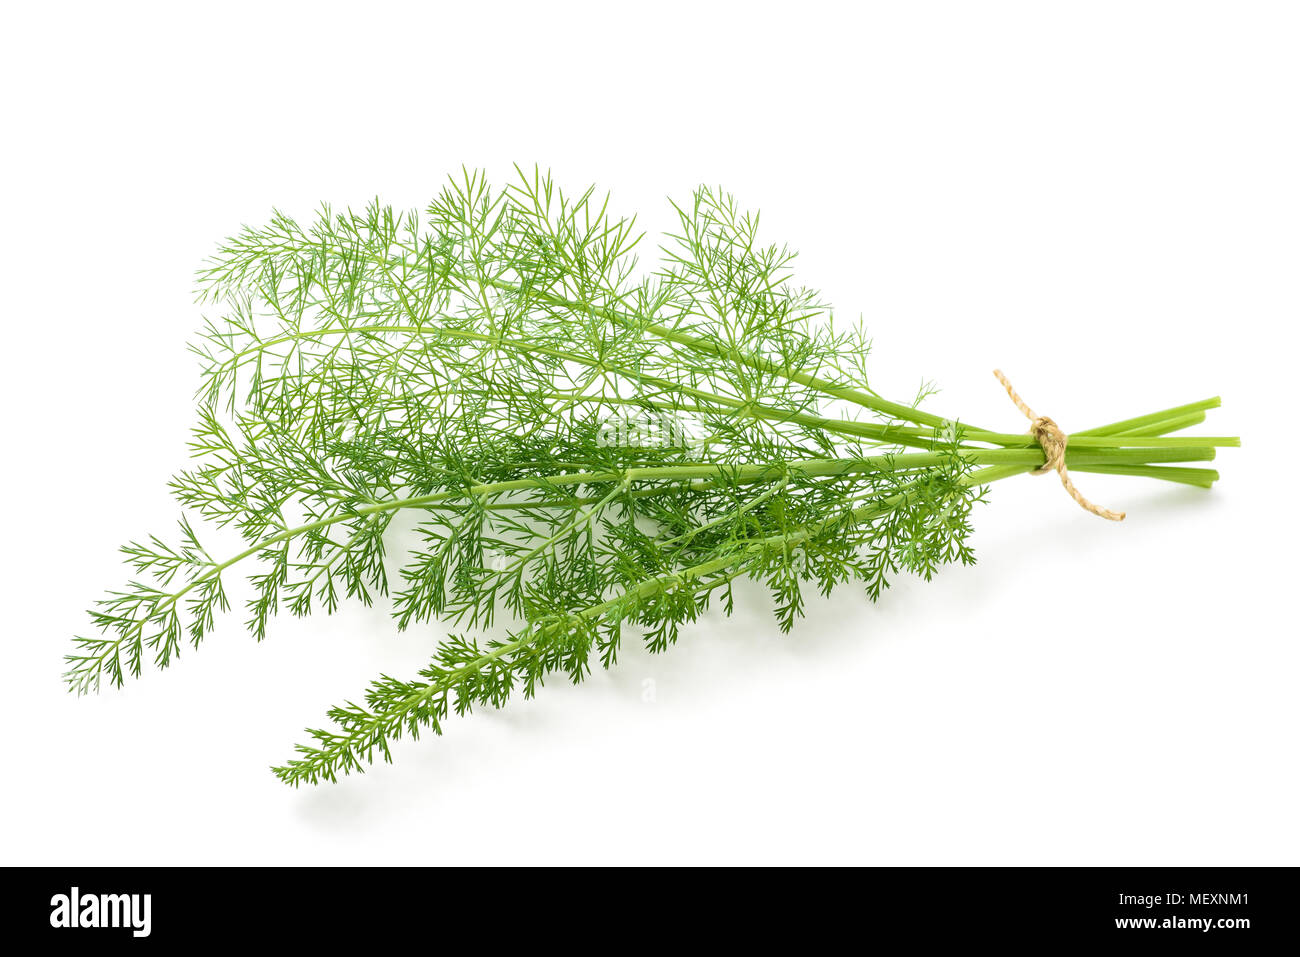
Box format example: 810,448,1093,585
993,369,1125,521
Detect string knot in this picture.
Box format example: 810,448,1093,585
1027,415,1067,475
993,370,1125,521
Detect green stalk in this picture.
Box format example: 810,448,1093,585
211,320,1238,462
1075,398,1221,436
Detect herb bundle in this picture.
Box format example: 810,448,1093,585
71,169,1237,785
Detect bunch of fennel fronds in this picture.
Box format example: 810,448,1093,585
69,169,1236,785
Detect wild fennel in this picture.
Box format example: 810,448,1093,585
69,169,1237,785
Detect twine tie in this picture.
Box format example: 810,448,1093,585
993,370,1125,521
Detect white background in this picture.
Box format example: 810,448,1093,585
2,1,1296,865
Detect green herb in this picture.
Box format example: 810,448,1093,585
69,168,1237,785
